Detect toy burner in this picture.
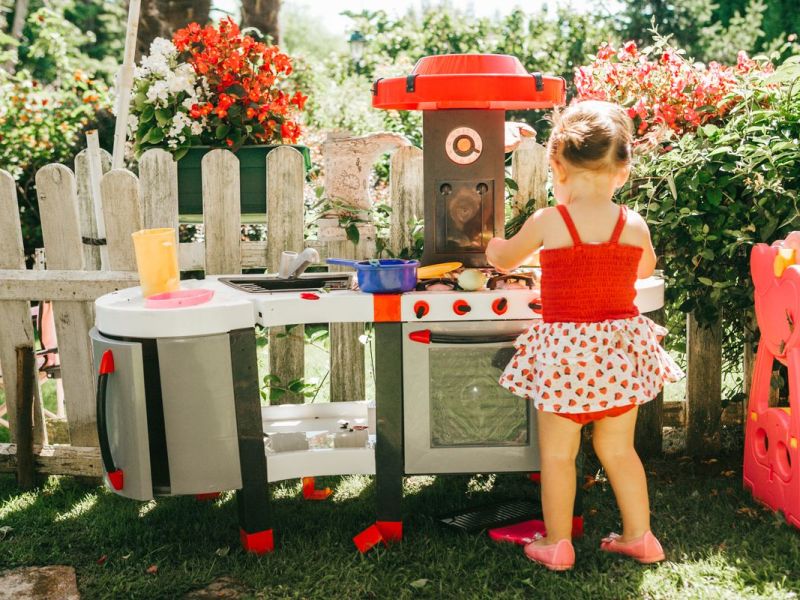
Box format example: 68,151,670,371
373,54,566,266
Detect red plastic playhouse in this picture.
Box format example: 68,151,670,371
743,243,800,529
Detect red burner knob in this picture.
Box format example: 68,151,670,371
453,299,471,316
492,298,508,315
414,301,430,319
528,297,543,315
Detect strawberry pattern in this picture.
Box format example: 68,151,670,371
499,315,683,414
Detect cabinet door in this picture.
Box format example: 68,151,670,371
157,334,242,494
91,329,153,500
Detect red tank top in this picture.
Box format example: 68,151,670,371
539,204,642,323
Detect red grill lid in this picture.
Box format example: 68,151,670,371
372,54,566,111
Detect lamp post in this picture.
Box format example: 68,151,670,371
348,30,366,75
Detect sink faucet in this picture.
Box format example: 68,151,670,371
277,248,320,279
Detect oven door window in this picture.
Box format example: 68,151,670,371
428,346,528,447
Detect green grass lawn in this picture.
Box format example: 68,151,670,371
1,447,798,599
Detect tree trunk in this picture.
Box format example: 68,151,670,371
240,0,281,44
9,0,29,39
2,0,29,73
634,308,665,457
136,0,211,58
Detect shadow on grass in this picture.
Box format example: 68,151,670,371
1,446,799,599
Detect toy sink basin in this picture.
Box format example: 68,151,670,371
218,272,353,294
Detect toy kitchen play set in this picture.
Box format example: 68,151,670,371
90,55,667,554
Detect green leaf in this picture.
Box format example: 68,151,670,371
215,123,230,140
698,277,714,286
155,109,172,127
147,127,164,144
226,84,246,97
666,175,677,201
140,105,155,123
505,176,519,192
346,223,360,245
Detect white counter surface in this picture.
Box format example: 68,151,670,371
94,275,666,338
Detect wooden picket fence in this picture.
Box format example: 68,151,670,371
0,137,731,479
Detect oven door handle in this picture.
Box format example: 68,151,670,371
409,330,520,345
96,349,124,491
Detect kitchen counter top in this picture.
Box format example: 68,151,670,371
94,275,666,338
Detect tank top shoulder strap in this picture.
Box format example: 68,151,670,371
609,205,628,244
555,204,582,245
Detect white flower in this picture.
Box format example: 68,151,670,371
145,80,170,106
190,120,203,135
149,38,177,60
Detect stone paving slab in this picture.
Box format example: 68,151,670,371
183,576,254,599
0,565,79,600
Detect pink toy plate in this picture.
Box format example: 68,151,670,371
145,288,214,309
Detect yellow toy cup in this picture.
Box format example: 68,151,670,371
131,228,180,298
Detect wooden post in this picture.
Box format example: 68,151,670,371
388,146,423,256
0,169,47,446
686,311,722,456
634,307,665,457
15,345,35,490
74,147,112,271
511,139,548,216
111,0,141,169
139,149,179,231
266,147,305,404
101,170,142,271
36,164,98,447
327,236,374,402
202,150,242,276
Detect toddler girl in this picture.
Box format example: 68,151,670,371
487,100,683,571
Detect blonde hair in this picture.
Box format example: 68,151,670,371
547,100,633,171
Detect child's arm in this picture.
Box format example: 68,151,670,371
627,211,657,278
487,209,545,272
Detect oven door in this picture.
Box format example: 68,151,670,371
402,320,539,474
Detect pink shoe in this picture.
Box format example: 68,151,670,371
523,536,575,571
600,531,665,564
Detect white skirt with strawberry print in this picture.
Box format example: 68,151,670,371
499,315,684,414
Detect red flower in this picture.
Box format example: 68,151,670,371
290,91,308,110
169,17,306,147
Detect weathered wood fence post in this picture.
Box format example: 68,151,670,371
266,146,306,404
511,137,548,215
36,164,98,447
686,312,723,455
388,146,424,255
0,170,47,445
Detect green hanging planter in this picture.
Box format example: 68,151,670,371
176,144,312,220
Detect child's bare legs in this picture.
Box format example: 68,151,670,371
533,411,582,546
592,406,651,540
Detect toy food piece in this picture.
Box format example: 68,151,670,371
457,269,487,291
774,248,797,277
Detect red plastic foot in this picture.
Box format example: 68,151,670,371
195,492,221,501
376,521,403,543
353,524,386,553
528,472,541,484
239,528,274,554
107,469,124,491
571,516,584,538
302,477,332,501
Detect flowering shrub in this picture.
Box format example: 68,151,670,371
575,36,772,138
0,69,110,249
130,18,306,159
